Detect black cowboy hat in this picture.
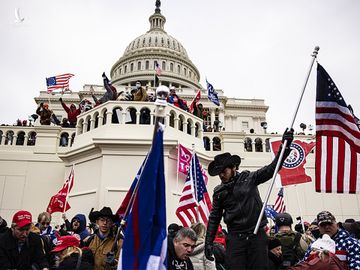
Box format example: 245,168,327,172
208,152,241,176
89,207,119,223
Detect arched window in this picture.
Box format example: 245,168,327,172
5,130,14,145
140,108,151,125
112,107,123,124
59,133,69,147
184,67,187,76
244,137,253,152
203,137,210,151
162,61,166,71
70,133,75,147
130,63,134,72
170,63,174,72
169,111,175,128
27,131,37,146
213,137,221,151
16,131,25,145
145,61,149,70
177,65,181,73
255,138,263,152
124,65,127,73
137,61,141,70
126,108,137,124
94,112,99,129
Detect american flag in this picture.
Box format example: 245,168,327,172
315,64,360,193
46,73,74,93
176,153,212,227
273,188,286,213
155,62,162,76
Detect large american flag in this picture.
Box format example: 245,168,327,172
273,187,286,213
315,64,360,193
176,153,212,227
46,73,74,93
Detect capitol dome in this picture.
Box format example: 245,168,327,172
110,2,201,89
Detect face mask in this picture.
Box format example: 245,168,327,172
311,229,320,239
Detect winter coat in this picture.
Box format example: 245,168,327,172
0,228,49,269
133,87,149,101
61,102,81,126
87,232,123,270
268,251,283,270
303,229,360,270
36,106,53,125
67,214,90,241
206,151,288,244
190,238,216,270
290,252,346,270
168,238,194,270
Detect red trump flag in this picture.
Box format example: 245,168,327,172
271,140,315,186
47,166,74,214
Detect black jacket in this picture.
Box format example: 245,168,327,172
0,228,49,270
206,151,288,244
167,238,194,270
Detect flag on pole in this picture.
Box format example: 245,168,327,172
155,75,160,87
188,90,201,114
270,140,315,186
118,128,167,270
315,64,360,193
273,188,286,213
177,144,209,184
206,79,220,106
265,205,278,221
155,62,162,76
46,166,74,214
46,73,74,93
176,153,212,227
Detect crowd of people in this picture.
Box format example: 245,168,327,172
0,207,359,270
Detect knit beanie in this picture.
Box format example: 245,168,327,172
268,238,282,250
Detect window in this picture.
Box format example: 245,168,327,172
162,61,166,70
177,65,181,73
170,63,174,72
242,121,249,129
124,65,127,73
184,68,187,76
130,63,134,72
145,61,149,70
137,61,141,70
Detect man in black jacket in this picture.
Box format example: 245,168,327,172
168,227,197,270
205,129,293,269
0,210,49,270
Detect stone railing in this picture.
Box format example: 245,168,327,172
75,101,204,139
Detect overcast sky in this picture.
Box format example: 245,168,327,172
1,0,359,133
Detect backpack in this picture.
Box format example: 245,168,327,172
276,232,302,269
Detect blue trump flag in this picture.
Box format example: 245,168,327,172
265,205,278,221
118,128,167,270
206,79,220,106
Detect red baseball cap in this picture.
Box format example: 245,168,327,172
51,235,80,253
12,210,32,228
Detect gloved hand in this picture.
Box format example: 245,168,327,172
59,97,63,102
204,242,214,261
282,128,294,148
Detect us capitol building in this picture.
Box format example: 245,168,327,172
0,2,359,225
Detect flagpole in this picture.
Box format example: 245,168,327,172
63,165,74,215
294,185,306,233
176,144,180,191
253,46,319,235
191,144,200,223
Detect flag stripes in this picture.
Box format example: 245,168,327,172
176,153,212,227
273,188,285,213
315,64,360,193
46,73,74,93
